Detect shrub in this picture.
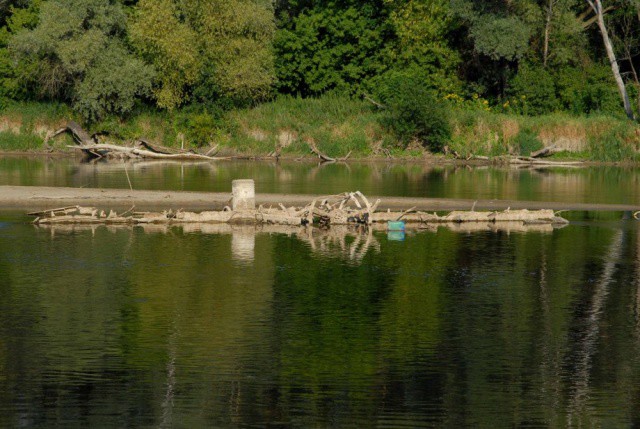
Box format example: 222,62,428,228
173,104,227,147
374,72,451,152
512,128,543,156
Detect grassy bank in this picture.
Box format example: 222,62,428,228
1,97,639,162
449,110,640,162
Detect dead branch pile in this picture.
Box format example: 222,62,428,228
29,191,570,227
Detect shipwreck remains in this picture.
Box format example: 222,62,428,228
29,180,569,228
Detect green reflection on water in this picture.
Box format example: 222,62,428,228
1,217,640,426
2,156,640,204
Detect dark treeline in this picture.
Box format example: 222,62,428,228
0,1,638,147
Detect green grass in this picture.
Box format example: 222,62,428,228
227,94,390,157
0,131,43,151
1,98,640,161
448,108,639,161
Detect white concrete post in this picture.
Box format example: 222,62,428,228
232,179,255,211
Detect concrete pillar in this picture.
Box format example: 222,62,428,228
232,179,255,211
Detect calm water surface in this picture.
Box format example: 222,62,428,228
1,212,640,427
3,157,640,426
2,156,640,204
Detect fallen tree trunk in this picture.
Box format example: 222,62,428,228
306,138,351,163
510,157,584,167
135,139,190,155
50,121,96,146
530,145,561,158
50,121,227,161
68,144,227,161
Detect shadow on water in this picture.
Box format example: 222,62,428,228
1,213,640,426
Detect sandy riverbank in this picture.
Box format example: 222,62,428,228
1,185,639,213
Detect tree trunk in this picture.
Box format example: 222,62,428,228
543,0,554,67
588,0,635,120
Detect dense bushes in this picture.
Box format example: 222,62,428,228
507,63,622,116
374,72,451,152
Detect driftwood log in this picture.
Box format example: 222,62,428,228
509,157,584,167
530,145,562,158
49,122,225,161
29,191,570,227
306,138,352,163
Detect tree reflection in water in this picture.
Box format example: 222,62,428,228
0,217,639,427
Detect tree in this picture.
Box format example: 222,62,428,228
585,0,634,119
541,0,587,67
197,0,276,104
131,0,276,109
610,1,640,113
383,0,461,94
9,0,155,121
0,0,41,102
450,0,537,97
129,0,200,110
274,0,392,96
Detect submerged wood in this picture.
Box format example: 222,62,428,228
30,191,569,227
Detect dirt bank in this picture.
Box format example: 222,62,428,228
1,185,638,213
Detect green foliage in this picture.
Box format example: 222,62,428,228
173,104,227,147
129,0,200,110
228,94,385,156
0,0,638,156
199,0,276,104
275,2,392,96
0,0,41,101
507,63,559,115
131,0,275,110
541,0,586,67
0,100,73,150
383,0,461,94
588,124,638,162
0,131,42,150
512,128,542,156
555,64,621,115
469,15,532,61
375,71,451,152
73,42,154,122
9,0,154,121
506,62,622,117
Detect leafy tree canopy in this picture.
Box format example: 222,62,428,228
131,0,276,110
10,0,154,120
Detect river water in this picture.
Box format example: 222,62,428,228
2,157,640,427
2,156,640,204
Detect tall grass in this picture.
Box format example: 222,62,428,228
1,98,639,161
227,94,390,157
449,109,638,161
0,132,43,151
